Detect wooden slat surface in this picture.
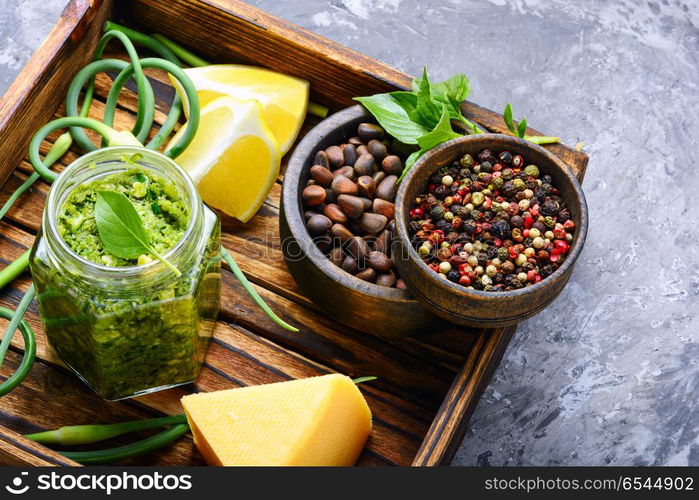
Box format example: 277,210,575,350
0,0,589,466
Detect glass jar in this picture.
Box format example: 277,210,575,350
29,146,221,401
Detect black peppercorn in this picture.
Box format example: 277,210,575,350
480,161,493,173
463,219,477,234
498,151,512,164
434,185,448,199
435,220,451,232
491,219,511,239
532,221,546,232
409,221,421,233
540,264,554,278
478,149,496,163
502,181,516,197
541,200,558,216
447,269,461,282
510,215,524,228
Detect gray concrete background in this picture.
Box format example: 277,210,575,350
1,0,697,466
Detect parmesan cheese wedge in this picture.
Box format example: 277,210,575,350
181,374,372,466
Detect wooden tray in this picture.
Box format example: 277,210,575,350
0,0,588,466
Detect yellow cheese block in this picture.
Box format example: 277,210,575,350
181,374,372,466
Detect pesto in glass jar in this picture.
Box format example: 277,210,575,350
29,147,221,401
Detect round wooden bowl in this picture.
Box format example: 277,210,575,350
280,105,447,337
392,134,588,328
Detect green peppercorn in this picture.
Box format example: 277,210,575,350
459,154,474,168
524,165,540,177
442,175,454,186
471,192,485,206
439,261,452,274
543,216,556,228
431,205,445,220
419,242,432,256
443,211,454,222
497,247,509,260
513,178,526,191
492,177,504,190
486,265,497,277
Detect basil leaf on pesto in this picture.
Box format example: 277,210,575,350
94,190,181,275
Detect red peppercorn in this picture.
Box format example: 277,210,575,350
452,194,463,204
493,238,502,247
524,216,534,229
458,188,468,196
508,246,518,259
459,275,472,286
430,230,445,244
563,220,575,230
529,205,539,217
428,184,437,192
492,163,504,172
512,155,524,168
534,275,542,283
527,270,537,281
554,240,570,254
550,252,560,263
523,229,530,238
458,263,470,275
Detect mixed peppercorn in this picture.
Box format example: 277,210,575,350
408,148,575,291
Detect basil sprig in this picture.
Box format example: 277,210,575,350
355,68,484,181
94,190,181,276
355,68,561,181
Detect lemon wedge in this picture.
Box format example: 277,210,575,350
167,96,280,222
172,65,309,154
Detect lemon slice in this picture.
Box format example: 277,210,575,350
167,96,281,222
172,65,309,154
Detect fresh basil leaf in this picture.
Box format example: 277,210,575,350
413,71,471,122
388,91,421,123
94,190,180,275
434,73,471,103
417,105,461,150
354,94,429,144
95,190,151,259
517,118,528,138
503,103,515,134
415,67,442,128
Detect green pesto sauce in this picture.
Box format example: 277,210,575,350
57,167,189,267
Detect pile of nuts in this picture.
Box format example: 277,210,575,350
407,148,575,292
301,122,407,288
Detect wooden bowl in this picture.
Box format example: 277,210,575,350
392,135,588,328
280,105,447,337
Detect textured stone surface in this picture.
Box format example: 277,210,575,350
1,0,697,466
